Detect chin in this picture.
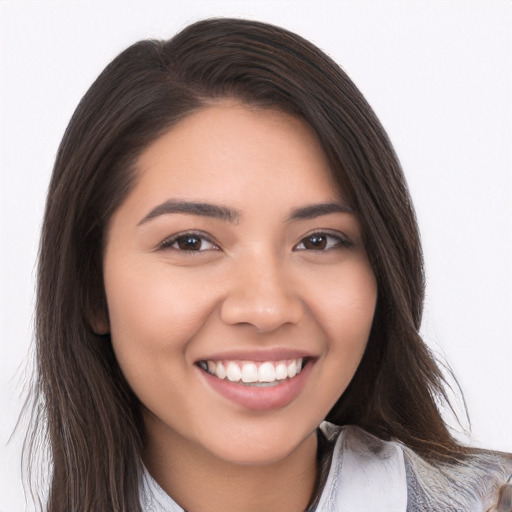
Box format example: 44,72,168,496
197,422,317,467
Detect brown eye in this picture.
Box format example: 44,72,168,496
303,234,328,250
176,235,202,250
160,233,219,252
294,232,352,251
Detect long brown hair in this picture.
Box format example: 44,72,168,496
29,17,466,511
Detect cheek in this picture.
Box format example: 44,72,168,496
104,262,218,364
314,265,377,411
103,263,222,417
308,260,377,358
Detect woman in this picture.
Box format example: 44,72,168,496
28,18,511,511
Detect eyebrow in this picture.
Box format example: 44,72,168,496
138,200,241,225
138,199,353,226
287,202,354,221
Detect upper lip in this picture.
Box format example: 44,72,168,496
195,348,317,363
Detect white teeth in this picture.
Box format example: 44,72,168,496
241,363,258,383
207,360,217,374
287,361,297,378
258,362,275,382
226,361,242,382
216,361,227,380
200,357,307,384
275,362,288,380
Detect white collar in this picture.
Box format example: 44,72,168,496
316,424,407,512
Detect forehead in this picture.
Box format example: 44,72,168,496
132,102,342,208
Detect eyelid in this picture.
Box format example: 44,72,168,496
157,230,220,252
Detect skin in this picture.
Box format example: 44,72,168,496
102,102,377,512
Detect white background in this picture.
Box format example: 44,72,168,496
1,1,511,510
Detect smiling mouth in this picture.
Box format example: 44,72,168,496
196,358,307,387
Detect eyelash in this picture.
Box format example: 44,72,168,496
158,230,352,253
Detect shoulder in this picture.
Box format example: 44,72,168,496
402,442,512,512
319,423,512,512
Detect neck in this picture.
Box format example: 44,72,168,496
144,422,318,512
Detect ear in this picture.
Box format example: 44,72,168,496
85,289,110,335
85,260,111,335
89,309,110,335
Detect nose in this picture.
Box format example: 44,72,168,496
220,252,305,333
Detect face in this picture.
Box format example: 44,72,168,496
103,102,377,467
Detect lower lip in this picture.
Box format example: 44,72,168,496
199,361,314,411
